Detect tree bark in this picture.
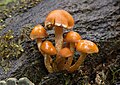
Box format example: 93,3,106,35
0,0,120,84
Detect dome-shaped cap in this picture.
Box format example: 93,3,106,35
58,47,73,58
41,41,57,55
45,10,74,29
76,40,99,54
65,31,82,43
30,24,48,40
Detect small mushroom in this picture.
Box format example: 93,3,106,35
30,25,53,73
45,9,74,61
67,40,99,73
30,24,48,52
57,47,73,70
30,24,50,63
41,41,57,73
64,31,82,69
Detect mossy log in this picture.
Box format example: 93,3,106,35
0,0,120,84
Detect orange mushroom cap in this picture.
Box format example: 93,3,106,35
41,41,57,55
76,40,99,54
58,47,73,58
45,9,74,29
65,31,82,43
30,24,48,40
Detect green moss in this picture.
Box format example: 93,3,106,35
0,0,42,31
0,29,24,72
0,0,42,20
0,30,23,58
0,0,16,5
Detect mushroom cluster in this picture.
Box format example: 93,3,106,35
30,9,99,73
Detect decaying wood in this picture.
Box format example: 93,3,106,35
0,0,120,84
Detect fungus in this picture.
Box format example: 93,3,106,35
29,9,99,73
30,24,48,52
41,41,57,55
67,40,99,73
30,25,54,73
41,41,57,73
30,24,50,64
64,31,82,69
45,10,74,60
57,47,73,70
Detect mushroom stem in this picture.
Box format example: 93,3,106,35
64,42,74,69
54,26,63,71
70,42,75,52
55,26,63,53
56,57,66,71
55,54,65,71
37,38,42,52
44,54,53,73
55,26,63,61
37,39,53,73
67,53,87,73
